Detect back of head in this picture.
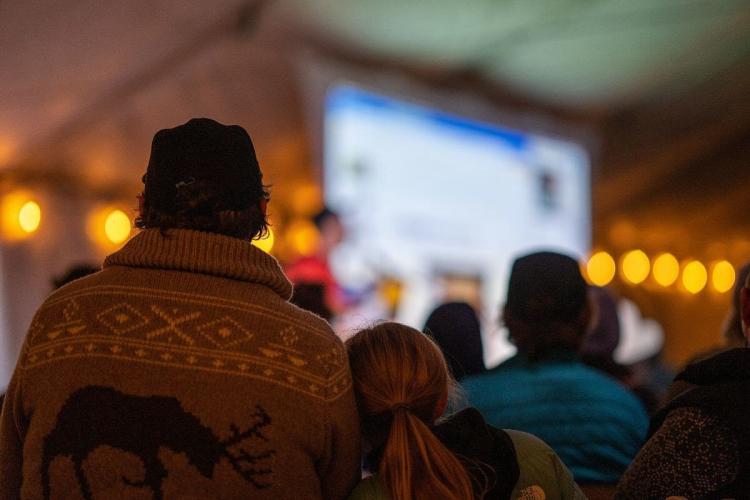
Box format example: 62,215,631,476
505,251,589,354
345,323,475,500
581,287,620,358
290,283,332,321
52,264,99,290
423,302,485,380
135,118,269,240
723,262,750,346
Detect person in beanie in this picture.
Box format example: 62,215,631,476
423,302,486,381
461,251,648,485
0,118,360,499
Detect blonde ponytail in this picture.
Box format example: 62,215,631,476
346,323,478,500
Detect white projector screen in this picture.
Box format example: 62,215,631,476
324,85,591,363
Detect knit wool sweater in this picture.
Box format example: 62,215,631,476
0,229,361,500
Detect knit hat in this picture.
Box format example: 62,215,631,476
506,251,587,323
143,118,264,212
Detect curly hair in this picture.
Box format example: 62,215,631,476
134,179,270,240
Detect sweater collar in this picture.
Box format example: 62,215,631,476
104,229,293,300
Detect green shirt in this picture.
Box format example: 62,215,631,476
348,430,585,500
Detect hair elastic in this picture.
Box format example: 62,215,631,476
390,403,411,414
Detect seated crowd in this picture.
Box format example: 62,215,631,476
0,118,746,499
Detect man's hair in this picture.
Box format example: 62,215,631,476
312,207,338,230
135,178,270,240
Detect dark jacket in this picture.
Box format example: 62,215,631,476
650,348,750,498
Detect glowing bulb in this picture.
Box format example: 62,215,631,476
253,227,275,253
620,250,650,284
711,260,735,293
652,253,679,287
18,200,41,233
2,192,41,240
291,183,322,216
682,260,707,294
286,219,319,256
104,209,131,244
586,251,615,286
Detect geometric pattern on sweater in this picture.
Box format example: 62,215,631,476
23,285,350,402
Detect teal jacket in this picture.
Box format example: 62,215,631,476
461,351,648,484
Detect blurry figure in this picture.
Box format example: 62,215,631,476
0,119,360,499
580,288,636,395
423,302,485,381
581,288,664,414
616,273,750,498
462,251,649,485
285,207,346,315
667,261,750,401
722,262,750,348
290,283,332,322
538,170,559,210
581,287,621,359
52,264,99,290
346,322,584,500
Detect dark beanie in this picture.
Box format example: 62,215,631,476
423,302,485,381
143,118,264,212
506,251,588,324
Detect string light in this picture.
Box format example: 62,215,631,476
682,260,707,294
620,250,650,284
711,260,735,293
18,200,41,234
586,251,616,286
103,209,131,244
652,253,679,287
286,219,319,256
87,205,131,249
1,191,41,240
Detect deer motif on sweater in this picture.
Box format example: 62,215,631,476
41,386,274,500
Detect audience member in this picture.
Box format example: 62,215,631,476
52,263,100,290
581,287,663,414
721,262,750,348
615,272,750,498
290,282,333,321
346,322,584,500
461,251,649,484
285,206,346,313
666,261,750,403
0,118,360,499
423,301,485,381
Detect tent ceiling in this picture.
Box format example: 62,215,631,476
287,0,750,107
1,0,750,248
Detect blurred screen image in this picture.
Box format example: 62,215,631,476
324,85,591,364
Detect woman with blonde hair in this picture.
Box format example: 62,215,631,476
346,322,584,500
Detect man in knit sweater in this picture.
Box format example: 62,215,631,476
0,118,361,499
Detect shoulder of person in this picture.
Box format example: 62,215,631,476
505,429,585,500
504,429,556,458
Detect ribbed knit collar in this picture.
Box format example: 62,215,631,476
104,229,293,300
